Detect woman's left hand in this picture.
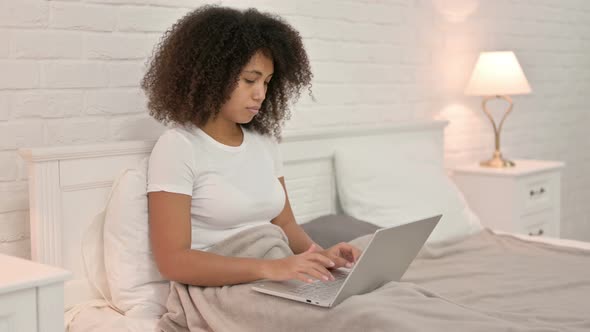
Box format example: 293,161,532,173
319,243,362,269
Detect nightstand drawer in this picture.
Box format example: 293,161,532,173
520,209,553,237
0,288,37,331
519,174,555,214
452,159,563,238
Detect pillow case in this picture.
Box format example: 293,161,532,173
103,157,169,318
80,203,112,309
301,214,380,249
81,166,136,311
334,147,482,244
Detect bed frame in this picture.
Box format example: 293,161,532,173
17,120,448,306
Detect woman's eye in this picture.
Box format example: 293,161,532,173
244,79,269,86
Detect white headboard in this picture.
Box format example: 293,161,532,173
18,120,447,298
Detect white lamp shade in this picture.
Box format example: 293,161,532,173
464,51,532,96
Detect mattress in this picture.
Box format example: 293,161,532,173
67,232,590,332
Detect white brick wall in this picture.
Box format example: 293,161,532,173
50,2,117,32
0,0,589,258
41,61,109,88
0,60,39,89
10,30,83,59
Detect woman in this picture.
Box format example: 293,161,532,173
142,5,361,287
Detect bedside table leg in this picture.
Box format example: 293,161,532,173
37,282,66,332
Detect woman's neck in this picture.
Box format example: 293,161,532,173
198,118,244,147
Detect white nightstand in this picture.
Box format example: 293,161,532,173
0,254,71,332
451,159,565,238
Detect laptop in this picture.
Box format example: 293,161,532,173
251,214,441,308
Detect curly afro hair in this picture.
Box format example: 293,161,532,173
141,5,313,140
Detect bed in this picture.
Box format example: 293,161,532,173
18,120,590,331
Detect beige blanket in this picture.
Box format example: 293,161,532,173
158,224,590,332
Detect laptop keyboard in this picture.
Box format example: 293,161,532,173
290,269,349,301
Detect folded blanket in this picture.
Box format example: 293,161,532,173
158,224,294,332
158,224,590,332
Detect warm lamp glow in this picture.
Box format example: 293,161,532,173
464,51,532,96
432,0,479,23
463,51,532,168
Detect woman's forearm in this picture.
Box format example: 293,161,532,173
158,224,327,286
158,248,270,287
278,221,323,254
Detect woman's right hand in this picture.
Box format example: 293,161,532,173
262,244,336,283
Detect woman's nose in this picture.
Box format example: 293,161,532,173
252,84,266,101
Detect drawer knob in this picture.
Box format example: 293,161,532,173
528,229,544,236
529,188,546,197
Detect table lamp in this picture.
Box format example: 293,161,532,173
464,51,532,168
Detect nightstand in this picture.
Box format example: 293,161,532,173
0,254,71,332
451,159,565,238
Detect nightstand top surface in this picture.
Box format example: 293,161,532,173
0,254,71,295
452,159,565,177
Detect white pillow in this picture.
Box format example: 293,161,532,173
78,208,113,310
80,168,132,311
334,147,482,244
103,157,169,318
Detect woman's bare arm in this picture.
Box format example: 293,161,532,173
148,191,268,286
271,177,322,254
148,191,335,286
271,177,361,269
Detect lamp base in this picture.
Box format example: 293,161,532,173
480,151,515,168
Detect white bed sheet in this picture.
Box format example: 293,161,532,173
66,232,590,332
67,300,158,332
492,230,590,250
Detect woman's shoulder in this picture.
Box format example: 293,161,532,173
244,127,281,162
148,125,200,177
156,124,196,145
151,125,197,157
244,126,279,146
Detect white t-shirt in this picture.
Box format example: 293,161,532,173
147,123,286,251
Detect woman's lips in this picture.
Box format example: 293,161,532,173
246,107,259,115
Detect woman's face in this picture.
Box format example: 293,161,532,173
218,50,274,124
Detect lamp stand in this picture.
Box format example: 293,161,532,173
480,95,515,168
